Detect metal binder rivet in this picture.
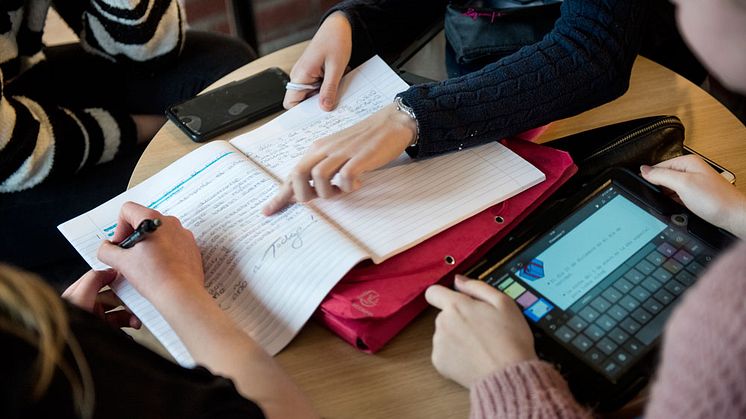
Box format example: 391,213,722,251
495,216,505,224
444,255,456,265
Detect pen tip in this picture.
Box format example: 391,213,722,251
153,218,162,227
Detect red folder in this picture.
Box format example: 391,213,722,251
315,138,576,352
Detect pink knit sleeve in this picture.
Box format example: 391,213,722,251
469,360,593,419
644,241,746,418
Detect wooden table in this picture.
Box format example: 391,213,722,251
130,43,746,418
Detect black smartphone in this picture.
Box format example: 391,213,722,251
166,67,290,142
682,145,736,184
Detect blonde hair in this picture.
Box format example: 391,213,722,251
0,264,94,418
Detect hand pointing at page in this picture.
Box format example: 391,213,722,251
261,103,417,215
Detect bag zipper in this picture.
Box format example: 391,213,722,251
583,116,683,163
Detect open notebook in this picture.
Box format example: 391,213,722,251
58,56,545,367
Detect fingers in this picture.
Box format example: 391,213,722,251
319,59,345,111
453,275,511,309
97,240,128,271
425,284,472,310
110,201,162,243
62,269,119,311
262,183,295,216
640,164,688,193
103,308,142,329
650,154,712,173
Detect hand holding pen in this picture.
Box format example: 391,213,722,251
97,202,205,301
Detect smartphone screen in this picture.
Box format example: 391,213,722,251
167,67,290,142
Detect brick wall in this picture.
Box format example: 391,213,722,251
183,0,340,55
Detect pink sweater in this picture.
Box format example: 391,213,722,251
471,241,746,418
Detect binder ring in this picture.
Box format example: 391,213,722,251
444,255,456,265
495,216,505,224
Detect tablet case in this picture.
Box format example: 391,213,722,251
316,137,576,352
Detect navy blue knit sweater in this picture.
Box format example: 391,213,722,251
328,0,648,157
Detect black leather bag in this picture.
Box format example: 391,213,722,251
544,115,685,189
445,0,562,67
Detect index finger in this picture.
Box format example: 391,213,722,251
110,202,162,242
425,284,471,310
262,183,295,216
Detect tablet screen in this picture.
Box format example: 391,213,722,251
480,182,716,380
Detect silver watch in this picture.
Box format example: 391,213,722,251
394,96,419,147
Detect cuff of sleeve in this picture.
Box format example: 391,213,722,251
399,85,440,158
469,360,587,419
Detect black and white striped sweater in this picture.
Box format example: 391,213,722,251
0,0,184,192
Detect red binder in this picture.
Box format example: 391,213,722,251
315,138,576,352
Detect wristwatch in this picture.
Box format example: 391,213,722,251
394,96,419,147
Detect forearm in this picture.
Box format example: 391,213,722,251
401,0,648,157
324,0,447,66
471,360,592,419
0,74,137,192
153,286,317,419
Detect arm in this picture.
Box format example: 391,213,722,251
0,69,137,192
265,0,648,215
425,276,592,419
97,202,316,419
644,241,746,418
52,0,185,70
402,0,648,157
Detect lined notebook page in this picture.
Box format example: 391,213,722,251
229,55,545,263
229,55,409,178
313,142,545,262
59,141,367,366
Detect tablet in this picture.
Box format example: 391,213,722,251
464,168,736,409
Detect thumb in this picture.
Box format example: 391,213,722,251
640,164,688,193
319,60,345,111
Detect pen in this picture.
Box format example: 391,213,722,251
118,218,162,249
285,81,322,91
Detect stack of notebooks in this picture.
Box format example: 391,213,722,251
59,56,575,365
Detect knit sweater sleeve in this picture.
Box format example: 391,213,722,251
0,68,137,192
470,360,592,419
52,0,186,70
644,241,746,418
397,0,648,157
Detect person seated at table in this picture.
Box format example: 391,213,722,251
262,0,650,215
424,1,746,412
0,0,255,284
425,155,746,418
0,202,317,419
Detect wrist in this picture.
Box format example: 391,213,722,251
393,96,419,147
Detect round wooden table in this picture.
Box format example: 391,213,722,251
130,42,746,418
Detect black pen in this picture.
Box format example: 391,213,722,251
119,218,162,249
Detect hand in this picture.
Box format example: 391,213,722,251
262,103,416,215
132,114,166,144
284,11,352,111
425,275,537,388
641,155,746,239
62,269,142,329
97,202,205,303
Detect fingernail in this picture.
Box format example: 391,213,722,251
640,165,651,175
454,275,466,286
323,98,333,109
